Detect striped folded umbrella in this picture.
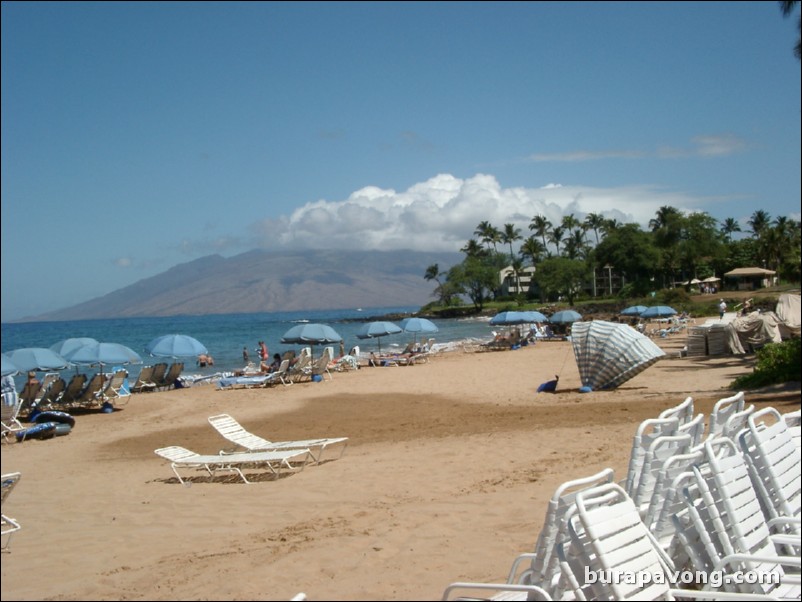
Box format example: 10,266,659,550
570,321,665,391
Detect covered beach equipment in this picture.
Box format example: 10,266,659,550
570,320,666,391
399,317,439,343
6,348,70,373
145,334,208,359
640,305,677,319
620,305,648,317
355,321,402,354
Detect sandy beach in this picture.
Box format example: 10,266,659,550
2,324,800,601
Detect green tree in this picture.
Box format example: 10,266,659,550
447,256,499,311
460,239,486,258
720,217,742,241
584,212,606,246
533,257,588,305
474,221,501,252
594,223,661,295
502,223,522,262
528,215,552,252
548,225,566,256
520,236,547,267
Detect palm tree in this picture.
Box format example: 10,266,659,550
720,217,742,241
748,210,771,238
460,238,485,258
502,223,522,261
528,215,552,251
561,213,580,237
649,206,682,232
548,226,565,256
474,221,501,252
424,263,442,287
781,0,801,60
584,212,606,246
519,236,546,267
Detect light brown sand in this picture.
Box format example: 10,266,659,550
1,325,799,601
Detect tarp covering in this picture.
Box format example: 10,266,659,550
774,293,801,339
570,321,666,390
727,312,783,353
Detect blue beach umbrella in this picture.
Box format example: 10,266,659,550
521,310,549,323
620,306,648,317
399,317,439,343
549,310,583,324
489,311,530,325
2,354,20,377
145,334,208,358
640,306,677,319
280,323,343,344
50,337,100,358
63,342,143,367
7,348,70,373
355,321,402,354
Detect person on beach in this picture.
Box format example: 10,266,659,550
242,346,249,363
262,353,281,373
197,354,214,367
718,299,727,320
258,341,269,364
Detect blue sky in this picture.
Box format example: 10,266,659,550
2,1,800,321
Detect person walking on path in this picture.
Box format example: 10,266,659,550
718,299,727,320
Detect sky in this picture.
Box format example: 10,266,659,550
2,1,800,322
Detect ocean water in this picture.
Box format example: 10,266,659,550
1,306,496,383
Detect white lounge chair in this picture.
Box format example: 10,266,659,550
441,468,615,601
558,481,783,601
674,438,801,599
1,472,22,551
1,391,25,444
708,391,746,439
208,413,348,465
737,407,801,529
154,445,311,485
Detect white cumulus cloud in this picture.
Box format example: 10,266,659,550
249,173,709,253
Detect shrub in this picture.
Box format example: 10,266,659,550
731,338,802,389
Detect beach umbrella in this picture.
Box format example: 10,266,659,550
280,323,342,345
280,323,343,361
50,337,100,358
489,311,530,326
640,306,677,319
620,306,648,317
2,354,20,377
399,317,439,343
62,341,143,399
570,321,666,391
549,310,583,324
145,334,208,358
521,310,549,323
355,321,402,354
63,342,143,367
6,348,70,373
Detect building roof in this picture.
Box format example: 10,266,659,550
723,267,777,277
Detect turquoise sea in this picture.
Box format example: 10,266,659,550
1,306,496,383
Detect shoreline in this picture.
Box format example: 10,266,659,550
2,321,800,601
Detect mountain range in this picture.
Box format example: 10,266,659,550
27,249,463,322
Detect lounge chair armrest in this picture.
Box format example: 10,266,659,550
442,582,552,601
504,552,538,584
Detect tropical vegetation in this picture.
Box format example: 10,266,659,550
423,209,801,312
